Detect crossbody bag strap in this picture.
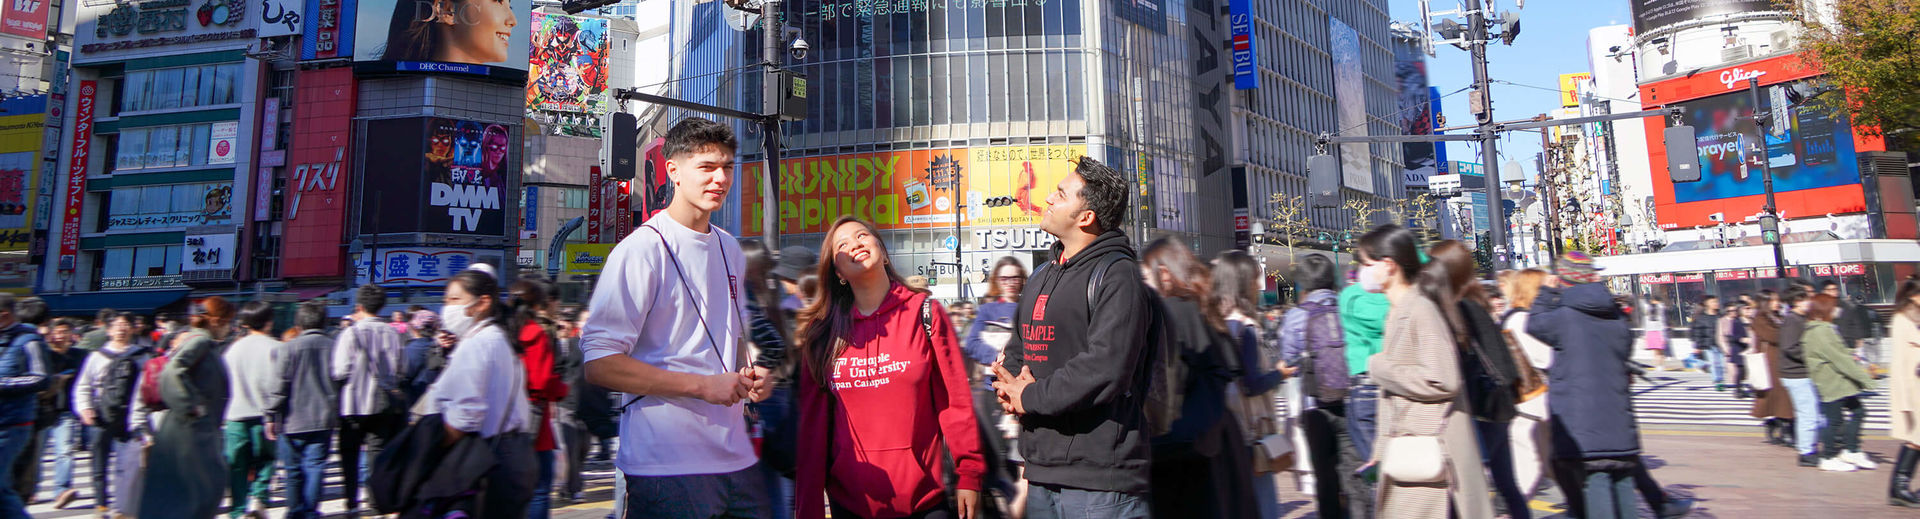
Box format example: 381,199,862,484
622,225,739,411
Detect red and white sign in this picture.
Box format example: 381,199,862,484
1811,263,1867,277
1639,273,1674,285
586,166,602,243
1,0,50,41
615,179,632,241
280,68,355,278
208,121,239,165
58,80,94,272
259,98,279,152
1675,273,1706,283
1714,270,1750,281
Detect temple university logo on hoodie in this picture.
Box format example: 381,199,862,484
1032,295,1050,321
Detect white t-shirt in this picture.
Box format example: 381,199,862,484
580,212,755,477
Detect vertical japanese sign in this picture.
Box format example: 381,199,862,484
301,0,353,60
523,185,538,232
208,121,238,164
282,68,355,278
1228,0,1257,90
615,179,631,240
58,81,93,272
586,166,601,243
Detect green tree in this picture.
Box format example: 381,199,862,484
1789,0,1920,147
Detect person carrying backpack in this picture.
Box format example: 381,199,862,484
0,293,48,518
1137,239,1258,519
1280,255,1368,519
990,158,1154,519
331,284,411,515
70,314,152,517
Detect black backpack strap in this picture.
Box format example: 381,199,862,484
1083,254,1125,319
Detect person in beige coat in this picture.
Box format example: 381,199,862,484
1356,225,1491,519
1887,278,1920,507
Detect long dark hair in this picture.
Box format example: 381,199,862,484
1211,250,1262,318
1896,276,1920,321
1427,240,1482,349
448,269,512,349
382,0,448,61
1359,225,1456,336
506,278,554,355
1140,237,1227,334
795,216,921,389
983,256,1028,302
741,239,793,360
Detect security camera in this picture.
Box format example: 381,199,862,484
789,37,808,61
1707,212,1725,222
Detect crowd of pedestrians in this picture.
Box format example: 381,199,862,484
0,114,1913,519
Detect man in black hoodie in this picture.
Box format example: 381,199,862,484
992,157,1153,519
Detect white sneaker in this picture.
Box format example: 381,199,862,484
1820,457,1858,472
1841,450,1878,470
1297,472,1316,494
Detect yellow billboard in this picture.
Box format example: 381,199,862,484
1559,72,1593,107
562,243,614,275
741,144,1089,235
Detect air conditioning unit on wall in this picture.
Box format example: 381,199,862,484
1721,45,1755,62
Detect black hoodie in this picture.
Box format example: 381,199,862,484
1002,230,1154,494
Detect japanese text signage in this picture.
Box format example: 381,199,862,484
182,233,235,271
355,247,476,287
281,67,354,278
258,0,301,37
208,121,237,164
742,144,1087,235
300,0,353,59
2,0,51,40
58,81,94,272
1228,0,1257,90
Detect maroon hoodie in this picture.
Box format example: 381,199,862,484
797,283,984,519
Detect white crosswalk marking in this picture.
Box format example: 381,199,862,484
1628,370,1891,430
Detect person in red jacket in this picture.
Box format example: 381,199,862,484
794,215,985,519
510,278,570,519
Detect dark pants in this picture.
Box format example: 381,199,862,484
338,413,403,510
223,419,275,517
1582,467,1635,519
1821,395,1867,456
0,423,31,517
1345,383,1379,462
1025,484,1149,519
560,422,589,496
89,427,115,510
279,430,332,519
1477,420,1530,519
1301,403,1371,519
476,433,538,519
529,449,556,519
9,420,47,501
623,463,772,519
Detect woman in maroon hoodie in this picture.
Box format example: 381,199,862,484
795,215,986,519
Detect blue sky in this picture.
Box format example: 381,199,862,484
1384,0,1636,182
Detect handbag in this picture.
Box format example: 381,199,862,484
1379,402,1448,484
1744,349,1773,391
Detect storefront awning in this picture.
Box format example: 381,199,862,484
1593,239,1920,277
39,289,191,317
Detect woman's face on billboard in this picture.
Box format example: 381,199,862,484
434,0,515,64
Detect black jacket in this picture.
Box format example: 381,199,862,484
1003,230,1154,494
1460,300,1518,423
1689,310,1721,352
1528,283,1641,460
1835,300,1876,345
1777,312,1809,379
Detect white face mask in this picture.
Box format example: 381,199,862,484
441,303,474,336
1359,261,1388,294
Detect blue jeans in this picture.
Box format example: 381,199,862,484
529,449,555,519
1025,484,1149,519
1582,468,1635,519
0,424,31,519
278,430,332,519
46,416,82,493
624,464,772,519
1703,347,1726,384
1780,378,1822,456
1345,383,1380,462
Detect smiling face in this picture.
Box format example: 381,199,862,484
439,0,515,63
667,144,735,214
829,221,888,285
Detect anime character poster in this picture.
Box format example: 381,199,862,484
527,12,608,113
424,118,509,235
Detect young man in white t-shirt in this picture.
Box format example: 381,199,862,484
581,117,775,518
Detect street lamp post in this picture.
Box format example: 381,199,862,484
1747,77,1788,281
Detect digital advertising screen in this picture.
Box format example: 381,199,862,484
354,0,532,81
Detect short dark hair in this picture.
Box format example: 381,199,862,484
1294,254,1339,294
96,309,117,324
294,301,330,332
1071,157,1129,234
1820,280,1840,289
356,284,388,315
237,301,275,332
1701,295,1718,304
1783,285,1811,305
15,298,46,325
663,117,737,161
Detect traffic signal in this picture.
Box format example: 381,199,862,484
1664,125,1700,183
1758,213,1780,244
607,112,638,180
1309,153,1340,207
981,196,1016,208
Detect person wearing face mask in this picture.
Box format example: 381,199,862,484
793,216,985,519
138,296,237,519
414,266,539,518
1339,258,1390,471
1352,225,1490,519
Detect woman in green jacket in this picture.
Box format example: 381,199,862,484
1805,293,1877,472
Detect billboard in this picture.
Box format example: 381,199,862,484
81,0,259,54
354,0,532,76
359,116,513,236
1,0,51,40
58,81,94,272
1330,17,1372,193
354,246,480,287
1228,0,1257,90
561,243,611,275
1111,0,1166,34
258,0,304,37
527,12,608,114
741,144,1088,235
0,95,45,254
1395,38,1437,188
1643,54,1879,229
1629,0,1774,34
283,67,355,278
1559,72,1593,107
301,0,356,60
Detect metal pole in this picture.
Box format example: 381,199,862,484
952,173,967,300
1748,77,1788,281
1539,121,1560,263
1466,0,1508,270
760,0,781,249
